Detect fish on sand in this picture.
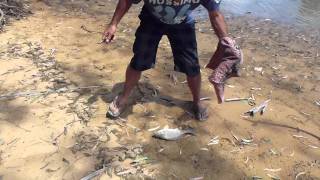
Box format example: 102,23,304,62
153,128,195,141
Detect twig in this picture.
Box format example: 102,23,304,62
7,138,19,146
295,172,306,180
148,126,160,132
116,168,136,176
52,120,81,144
80,167,108,180
0,3,23,10
0,8,4,23
267,173,280,180
80,25,103,34
116,117,141,132
40,162,50,170
264,168,282,172
244,157,249,164
230,131,240,142
200,97,211,101
190,177,204,180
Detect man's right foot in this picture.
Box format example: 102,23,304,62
192,102,209,121
106,95,127,118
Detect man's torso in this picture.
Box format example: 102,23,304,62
141,0,221,24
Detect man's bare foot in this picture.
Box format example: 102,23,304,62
213,83,224,104
193,102,209,121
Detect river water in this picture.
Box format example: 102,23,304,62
193,0,320,29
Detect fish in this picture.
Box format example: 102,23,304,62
245,99,271,117
153,128,195,141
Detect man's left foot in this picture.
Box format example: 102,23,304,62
212,82,224,104
193,103,209,121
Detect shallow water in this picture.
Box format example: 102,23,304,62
194,0,320,28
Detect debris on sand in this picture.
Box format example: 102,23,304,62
292,134,308,139
79,143,146,178
315,100,320,107
115,118,141,132
292,134,320,149
245,99,271,117
252,176,263,180
116,168,137,176
240,138,254,145
168,72,178,85
147,126,160,132
308,145,319,149
0,8,4,26
230,131,255,146
251,87,262,91
0,0,31,30
153,128,195,141
200,97,211,101
254,67,264,75
264,168,282,172
225,94,255,106
190,177,204,180
267,173,280,180
295,172,306,180
80,24,102,34
200,148,209,151
207,136,220,146
80,166,108,180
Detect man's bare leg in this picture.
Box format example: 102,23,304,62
117,66,141,107
187,74,208,121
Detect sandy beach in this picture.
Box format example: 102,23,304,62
0,0,319,179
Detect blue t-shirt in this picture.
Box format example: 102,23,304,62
141,0,221,24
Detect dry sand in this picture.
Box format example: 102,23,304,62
0,0,319,179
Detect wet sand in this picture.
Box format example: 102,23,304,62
0,0,319,179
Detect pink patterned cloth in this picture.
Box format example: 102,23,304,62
206,37,243,103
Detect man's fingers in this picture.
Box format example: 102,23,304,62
106,34,114,43
102,32,114,44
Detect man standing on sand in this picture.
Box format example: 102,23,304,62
103,0,239,121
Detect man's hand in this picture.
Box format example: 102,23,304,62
102,0,132,44
102,25,117,44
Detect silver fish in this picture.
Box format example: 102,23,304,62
153,128,195,141
245,99,271,117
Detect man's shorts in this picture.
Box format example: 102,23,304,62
130,11,200,77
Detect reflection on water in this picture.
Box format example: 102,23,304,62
193,0,320,28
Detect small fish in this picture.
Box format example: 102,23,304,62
245,99,271,117
153,128,195,141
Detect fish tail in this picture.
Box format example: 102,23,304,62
183,128,196,135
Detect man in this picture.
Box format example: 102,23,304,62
103,0,230,121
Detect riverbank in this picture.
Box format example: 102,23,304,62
0,1,319,179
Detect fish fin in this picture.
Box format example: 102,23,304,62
244,111,254,117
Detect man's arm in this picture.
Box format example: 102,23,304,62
208,11,228,39
103,0,132,43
